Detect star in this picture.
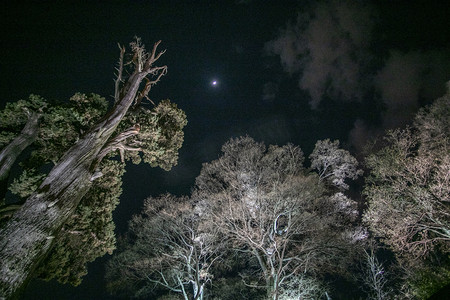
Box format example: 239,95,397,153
211,80,218,86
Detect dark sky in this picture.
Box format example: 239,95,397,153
1,1,449,299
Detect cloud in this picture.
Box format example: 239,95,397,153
264,24,305,74
376,50,450,128
265,0,374,108
266,0,450,152
349,50,450,151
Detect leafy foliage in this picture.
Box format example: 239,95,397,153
0,39,181,298
363,93,450,258
4,93,109,193
32,93,108,165
1,92,186,286
37,159,125,286
405,265,450,300
363,88,450,297
117,99,187,170
8,169,46,199
0,94,47,148
2,93,187,286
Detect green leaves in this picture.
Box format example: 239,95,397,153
113,99,187,170
0,94,47,128
1,93,115,285
8,169,45,198
0,94,47,148
35,93,108,165
69,93,109,128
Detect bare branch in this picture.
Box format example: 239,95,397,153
114,44,126,103
143,40,166,71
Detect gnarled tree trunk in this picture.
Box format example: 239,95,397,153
0,112,41,182
0,40,166,299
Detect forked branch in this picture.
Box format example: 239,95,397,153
116,39,167,107
96,125,141,163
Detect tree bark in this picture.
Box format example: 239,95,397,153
0,41,165,299
0,112,41,182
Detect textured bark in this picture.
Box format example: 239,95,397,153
0,112,41,182
0,41,165,299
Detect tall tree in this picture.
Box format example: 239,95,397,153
36,159,125,286
363,91,450,257
106,194,223,300
0,93,108,223
363,86,450,298
194,136,360,300
0,38,187,298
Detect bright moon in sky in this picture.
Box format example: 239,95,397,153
211,80,218,86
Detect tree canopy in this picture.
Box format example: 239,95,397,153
106,85,450,299
106,193,223,300
0,39,187,298
363,86,450,298
108,136,363,300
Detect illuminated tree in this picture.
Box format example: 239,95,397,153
194,136,359,300
310,139,363,190
363,86,450,298
0,38,187,298
0,95,47,182
358,245,391,300
106,194,223,300
1,93,108,218
363,92,450,257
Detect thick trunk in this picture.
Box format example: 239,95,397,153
0,112,41,182
0,70,146,298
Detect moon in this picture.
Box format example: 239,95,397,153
211,80,218,86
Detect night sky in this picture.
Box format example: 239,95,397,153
1,1,450,299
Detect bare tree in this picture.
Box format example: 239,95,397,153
106,194,223,300
363,88,450,298
363,90,450,258
194,136,358,300
359,244,391,300
0,39,181,298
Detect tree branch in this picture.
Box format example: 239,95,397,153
114,44,126,103
97,125,140,163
